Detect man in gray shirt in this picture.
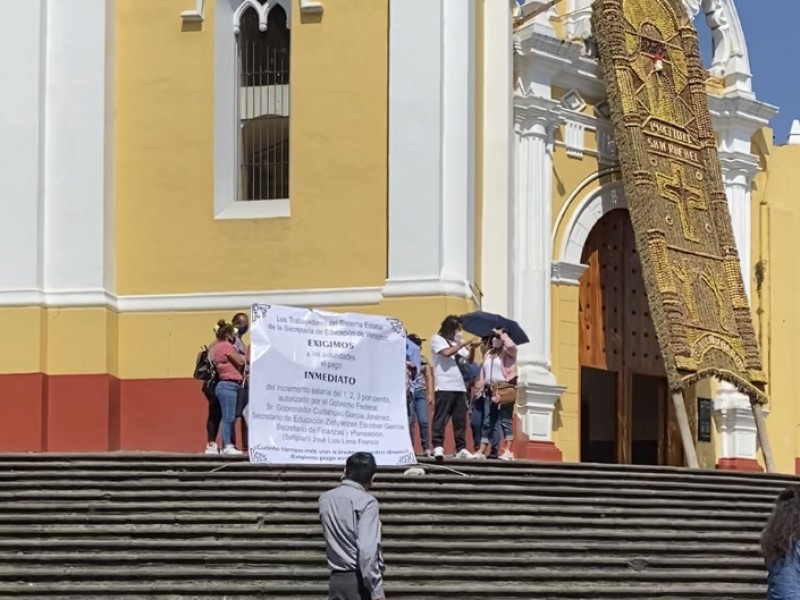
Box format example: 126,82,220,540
319,452,386,600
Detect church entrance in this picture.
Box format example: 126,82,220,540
578,209,683,466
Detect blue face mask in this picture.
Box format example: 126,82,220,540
237,325,248,336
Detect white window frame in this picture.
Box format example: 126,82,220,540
214,0,292,220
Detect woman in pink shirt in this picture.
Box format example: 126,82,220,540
474,328,518,461
211,320,246,455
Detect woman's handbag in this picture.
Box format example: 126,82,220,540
491,381,517,405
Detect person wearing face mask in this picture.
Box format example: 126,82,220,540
430,315,479,463
211,320,246,455
474,327,517,460
232,312,250,448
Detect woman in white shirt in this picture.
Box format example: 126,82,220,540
430,315,479,463
474,328,518,460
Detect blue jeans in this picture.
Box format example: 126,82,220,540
472,396,500,454
215,381,239,447
407,389,430,451
480,396,514,444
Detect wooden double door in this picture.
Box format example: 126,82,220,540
578,210,683,466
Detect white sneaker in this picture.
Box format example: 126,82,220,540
204,442,219,455
433,446,445,463
500,449,515,461
222,445,242,456
455,449,475,460
474,452,487,461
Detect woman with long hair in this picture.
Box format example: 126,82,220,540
473,327,517,461
762,486,800,599
211,320,246,456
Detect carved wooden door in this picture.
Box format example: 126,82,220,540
579,209,682,466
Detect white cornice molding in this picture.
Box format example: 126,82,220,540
551,261,588,286
181,0,205,22
708,94,778,131
300,0,324,14
382,277,480,304
0,287,384,312
0,278,481,313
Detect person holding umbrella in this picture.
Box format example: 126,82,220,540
430,315,479,462
474,327,518,460
460,311,528,461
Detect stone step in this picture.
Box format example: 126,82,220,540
0,485,779,504
0,453,783,599
0,505,769,523
0,456,792,486
0,511,767,530
0,496,773,516
0,580,769,599
0,523,762,541
0,564,768,582
0,550,761,568
0,471,786,496
0,537,760,554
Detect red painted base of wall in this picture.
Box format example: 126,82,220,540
717,458,763,472
0,373,212,453
0,375,562,460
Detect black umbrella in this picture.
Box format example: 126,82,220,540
459,311,530,345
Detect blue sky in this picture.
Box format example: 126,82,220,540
696,1,799,144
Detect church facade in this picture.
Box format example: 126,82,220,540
0,0,798,471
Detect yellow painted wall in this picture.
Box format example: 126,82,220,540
114,0,389,296
0,307,118,377
752,132,800,473
552,284,581,462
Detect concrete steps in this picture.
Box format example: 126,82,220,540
0,453,787,599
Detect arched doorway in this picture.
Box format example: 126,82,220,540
578,209,683,466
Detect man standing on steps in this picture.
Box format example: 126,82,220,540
319,452,386,600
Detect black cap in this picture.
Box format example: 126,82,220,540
408,334,425,347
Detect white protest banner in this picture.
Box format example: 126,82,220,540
248,304,417,466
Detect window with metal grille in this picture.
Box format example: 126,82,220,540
235,1,290,201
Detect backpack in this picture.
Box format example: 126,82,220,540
193,346,219,397
193,346,215,380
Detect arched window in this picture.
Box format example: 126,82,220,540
236,0,290,201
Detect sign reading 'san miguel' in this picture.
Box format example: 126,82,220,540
592,0,767,403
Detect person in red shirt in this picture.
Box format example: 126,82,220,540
211,320,246,455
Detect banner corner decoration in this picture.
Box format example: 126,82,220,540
247,304,417,466
591,0,767,405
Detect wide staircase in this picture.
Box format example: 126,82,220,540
0,453,789,599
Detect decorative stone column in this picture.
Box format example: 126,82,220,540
714,154,762,471
714,385,764,471
513,96,566,461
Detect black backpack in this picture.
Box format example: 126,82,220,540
193,346,218,397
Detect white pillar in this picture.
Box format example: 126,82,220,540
0,0,47,304
384,0,475,300
714,154,761,467
512,97,566,444
719,156,757,298
440,0,476,289
480,0,515,315
715,385,760,463
43,0,115,304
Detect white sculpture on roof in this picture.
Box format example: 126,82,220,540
682,0,752,93
562,0,752,95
